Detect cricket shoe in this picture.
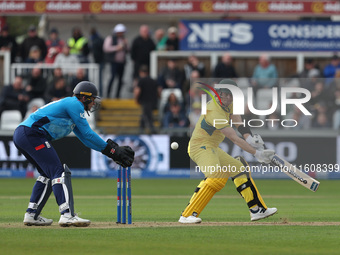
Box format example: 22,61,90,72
58,213,91,227
178,215,202,224
250,207,277,221
23,212,53,226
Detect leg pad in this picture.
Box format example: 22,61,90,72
232,156,267,209
182,178,227,217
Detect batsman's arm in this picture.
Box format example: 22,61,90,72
221,126,274,164
221,127,256,155
233,113,321,192
231,115,265,151
231,114,251,139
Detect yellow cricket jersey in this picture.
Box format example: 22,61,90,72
189,100,233,153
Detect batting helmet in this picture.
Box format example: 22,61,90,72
216,79,238,95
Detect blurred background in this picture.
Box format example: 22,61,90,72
0,0,339,180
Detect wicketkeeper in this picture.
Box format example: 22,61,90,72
179,79,277,223
14,81,134,227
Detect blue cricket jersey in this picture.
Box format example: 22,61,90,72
20,96,107,152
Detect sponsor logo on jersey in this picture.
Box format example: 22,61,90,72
45,141,51,148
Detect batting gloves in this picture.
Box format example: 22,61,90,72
254,149,275,164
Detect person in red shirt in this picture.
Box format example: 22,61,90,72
45,28,64,64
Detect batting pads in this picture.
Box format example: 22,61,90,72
232,156,267,209
28,176,52,219
52,164,75,215
182,178,226,217
182,156,268,217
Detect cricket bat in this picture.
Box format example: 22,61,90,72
270,154,320,192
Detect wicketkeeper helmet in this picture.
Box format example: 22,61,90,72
73,81,101,113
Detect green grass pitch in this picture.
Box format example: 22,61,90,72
1,178,340,255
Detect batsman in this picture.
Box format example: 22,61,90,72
179,79,277,223
13,81,134,227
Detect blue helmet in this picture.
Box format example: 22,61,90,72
73,81,101,113
73,81,100,98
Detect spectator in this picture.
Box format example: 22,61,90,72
47,67,68,90
154,28,167,51
25,45,43,63
0,76,29,119
297,58,321,91
309,98,331,128
158,59,185,89
323,54,340,86
291,106,312,130
185,79,204,114
103,24,128,98
309,81,331,108
184,55,205,80
162,92,183,115
162,102,189,128
0,25,18,63
45,28,64,64
134,65,161,134
131,25,155,86
183,69,201,97
313,112,331,128
44,77,69,103
70,68,88,91
188,81,204,104
20,25,47,63
188,101,201,128
67,27,90,63
166,26,179,51
332,88,340,129
54,45,79,74
214,53,238,78
284,92,303,118
251,54,278,96
298,59,321,79
25,66,47,100
89,27,104,96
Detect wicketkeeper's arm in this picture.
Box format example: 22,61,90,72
101,139,135,168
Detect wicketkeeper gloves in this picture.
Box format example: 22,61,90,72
102,139,135,168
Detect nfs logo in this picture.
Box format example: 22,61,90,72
187,22,253,44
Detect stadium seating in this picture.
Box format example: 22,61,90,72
96,99,160,134
0,110,22,130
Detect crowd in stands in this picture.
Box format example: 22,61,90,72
0,22,339,133
274,55,340,130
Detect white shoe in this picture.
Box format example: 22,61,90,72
250,207,277,221
178,215,202,224
58,213,91,227
23,212,53,226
